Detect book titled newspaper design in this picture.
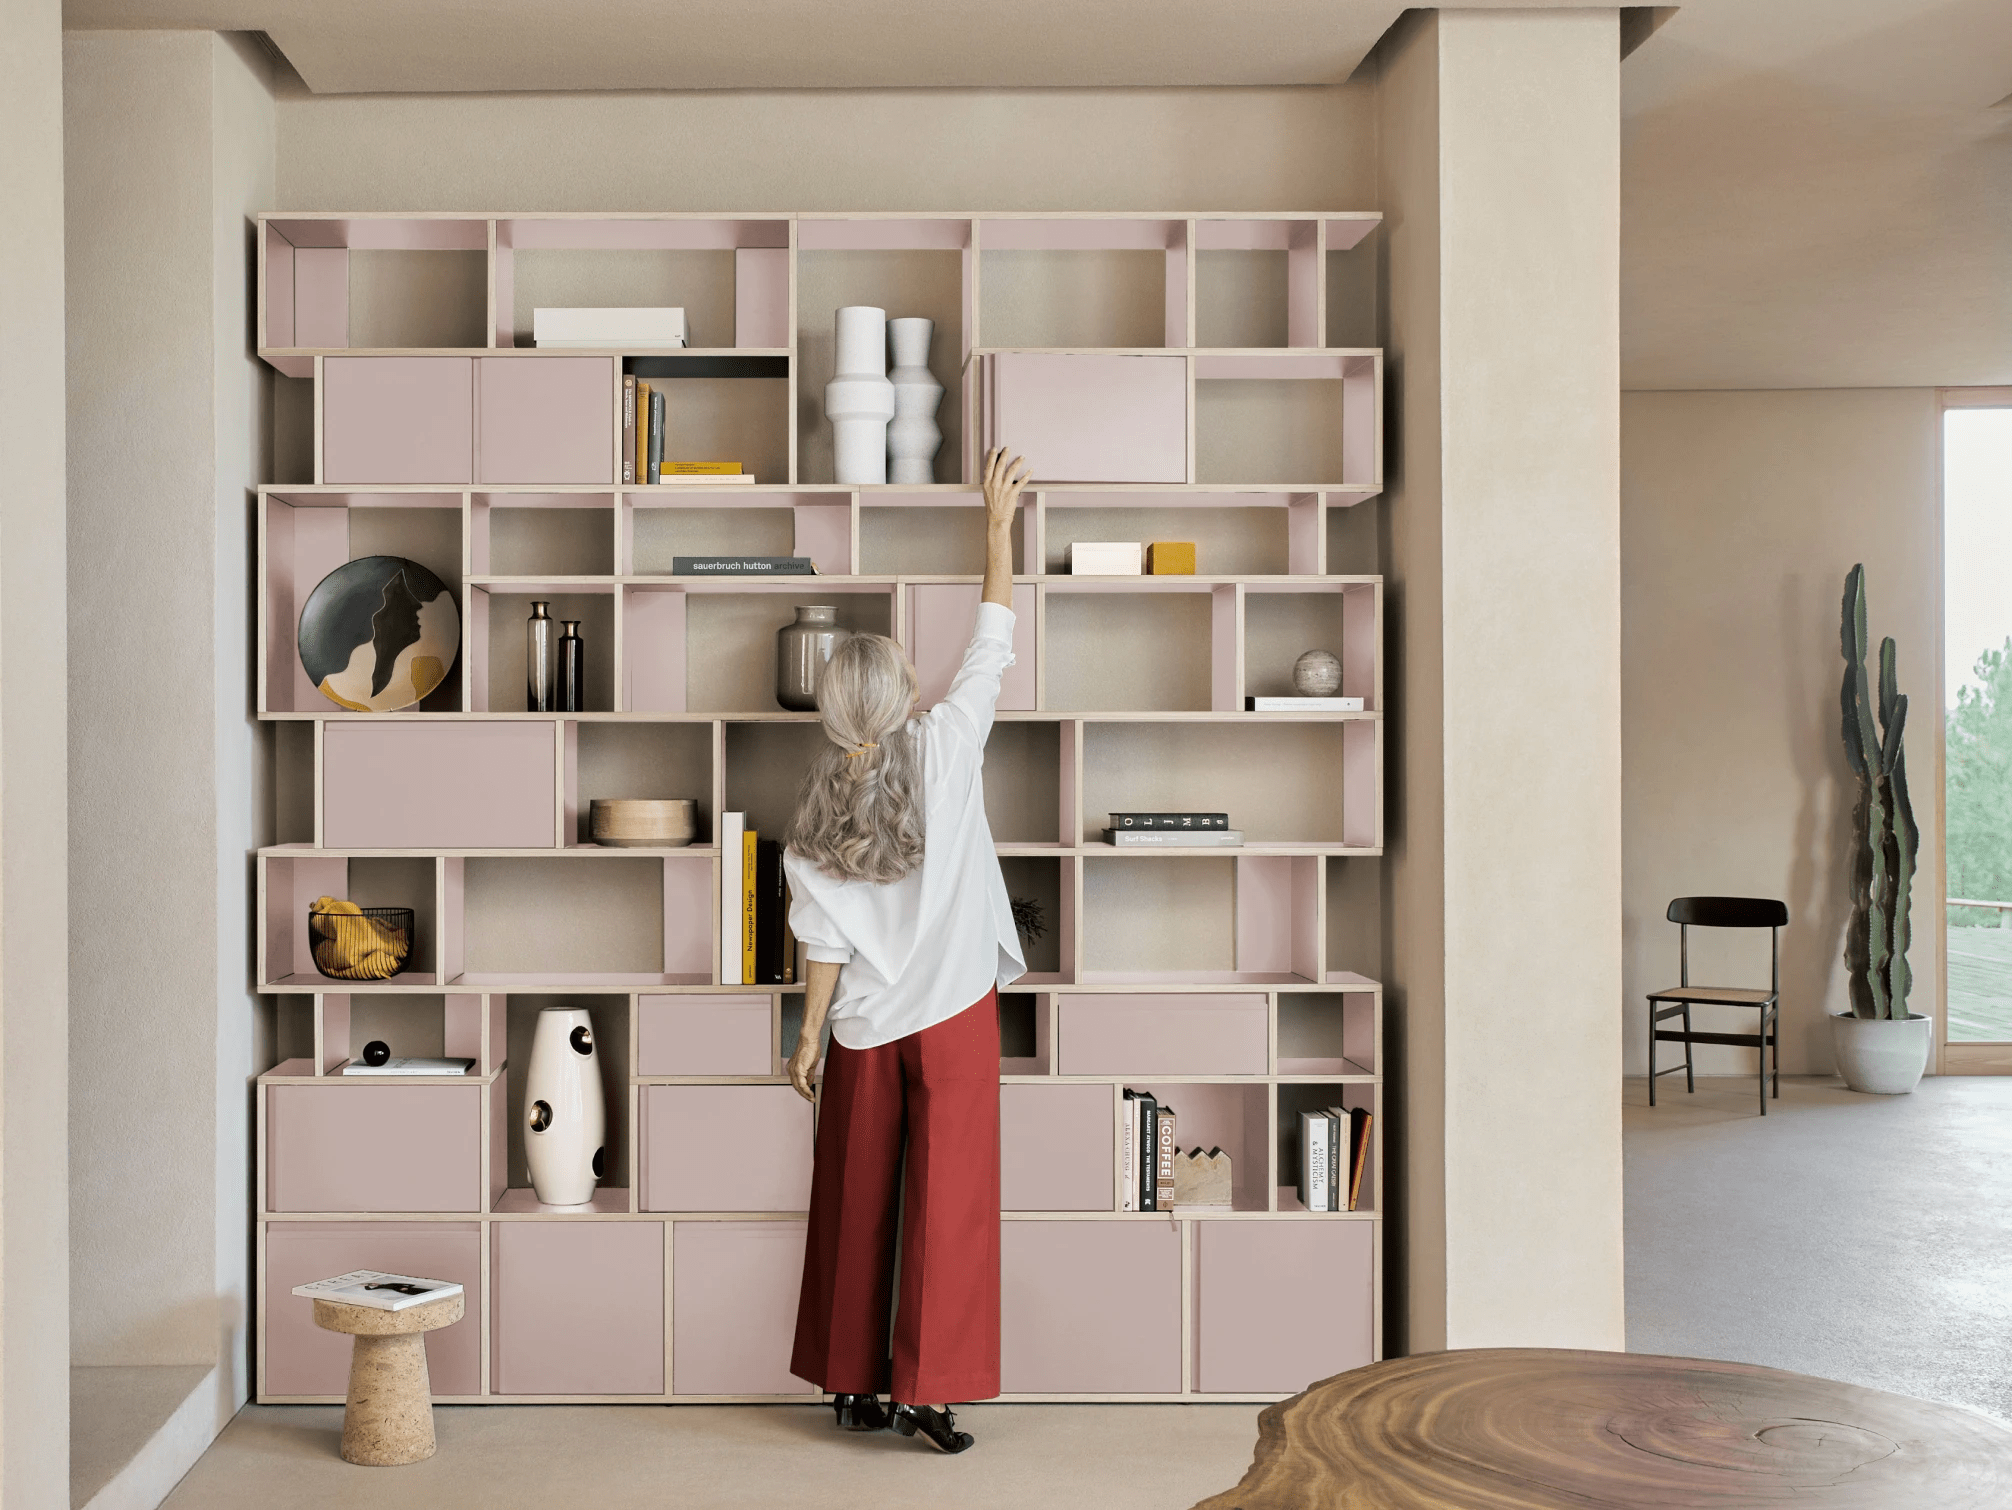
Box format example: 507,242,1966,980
291,1270,464,1313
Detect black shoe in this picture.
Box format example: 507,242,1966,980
832,1393,888,1432
890,1403,973,1453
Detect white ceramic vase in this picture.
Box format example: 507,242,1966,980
886,317,944,485
1828,1011,1931,1095
524,1007,606,1206
826,306,895,485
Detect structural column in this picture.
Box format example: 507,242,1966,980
1378,8,1626,1352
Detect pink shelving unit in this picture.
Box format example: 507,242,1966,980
251,210,1386,1406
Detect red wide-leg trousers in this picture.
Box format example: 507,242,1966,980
791,988,1000,1405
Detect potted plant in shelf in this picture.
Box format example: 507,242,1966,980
1832,564,1931,1092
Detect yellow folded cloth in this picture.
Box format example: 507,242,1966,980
309,896,410,980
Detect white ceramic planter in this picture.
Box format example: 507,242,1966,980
886,316,943,485
524,1006,606,1206
1829,1011,1930,1095
825,306,895,484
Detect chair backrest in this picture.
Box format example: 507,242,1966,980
1667,896,1787,929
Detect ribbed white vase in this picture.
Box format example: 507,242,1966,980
886,317,943,486
826,306,895,485
524,1007,606,1207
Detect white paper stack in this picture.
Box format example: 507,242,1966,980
534,307,689,349
1068,541,1144,576
291,1270,464,1312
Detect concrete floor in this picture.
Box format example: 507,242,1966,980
148,1073,2012,1507
1624,1073,2012,1424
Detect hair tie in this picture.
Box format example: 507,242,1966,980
844,742,878,759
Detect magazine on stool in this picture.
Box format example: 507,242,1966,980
292,1270,464,1312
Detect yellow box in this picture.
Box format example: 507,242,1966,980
1146,541,1196,575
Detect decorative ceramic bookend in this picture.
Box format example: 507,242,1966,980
1173,1147,1233,1209
886,317,943,485
826,306,895,484
1293,649,1343,697
524,1007,606,1207
776,605,848,711
526,600,554,712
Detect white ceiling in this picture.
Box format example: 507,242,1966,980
57,0,2012,389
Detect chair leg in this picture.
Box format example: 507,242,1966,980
1759,1010,1768,1116
1681,1006,1695,1094
1772,1007,1781,1099
1647,1002,1657,1106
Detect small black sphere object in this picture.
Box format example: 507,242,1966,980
362,1039,392,1066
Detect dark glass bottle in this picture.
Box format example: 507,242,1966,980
557,620,584,713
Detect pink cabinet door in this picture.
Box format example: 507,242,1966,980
476,357,614,484
1001,1083,1112,1212
671,1221,818,1396
1058,995,1269,1077
263,1221,481,1398
491,1221,664,1394
1001,1220,1181,1393
323,722,557,850
635,995,772,1077
323,356,473,484
640,1085,813,1213
985,353,1187,484
906,582,1037,712
267,1084,482,1213
1195,1221,1373,1393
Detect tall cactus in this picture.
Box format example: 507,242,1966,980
1840,565,1917,1019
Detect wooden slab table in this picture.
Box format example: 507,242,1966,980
1193,1348,2012,1509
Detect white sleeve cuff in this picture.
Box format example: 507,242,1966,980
973,601,1016,644
804,945,854,966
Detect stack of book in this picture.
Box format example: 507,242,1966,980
1298,1104,1372,1212
718,813,800,987
1120,1089,1181,1212
622,376,755,485
1103,812,1243,848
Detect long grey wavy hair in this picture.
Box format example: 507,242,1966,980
788,633,925,884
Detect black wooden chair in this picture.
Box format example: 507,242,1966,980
1646,896,1786,1115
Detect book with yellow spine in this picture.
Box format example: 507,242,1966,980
742,828,758,985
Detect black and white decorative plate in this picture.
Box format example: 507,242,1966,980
298,555,460,712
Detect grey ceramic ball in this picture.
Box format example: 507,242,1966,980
1293,649,1343,697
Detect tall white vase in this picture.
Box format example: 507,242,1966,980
826,306,895,484
886,317,944,485
523,1007,606,1207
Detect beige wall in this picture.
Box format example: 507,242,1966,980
64,32,274,1419
1620,389,1942,1077
1379,9,1626,1354
1,0,74,1501
273,82,1373,211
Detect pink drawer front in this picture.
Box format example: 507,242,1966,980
1001,1220,1181,1394
263,1222,481,1398
476,357,614,485
1195,1221,1373,1393
492,1221,664,1395
323,721,557,850
640,1085,813,1213
635,995,772,1077
986,352,1187,484
267,1084,482,1213
672,1221,818,1396
1058,995,1268,1077
323,356,473,485
1001,1082,1112,1212
906,582,1037,712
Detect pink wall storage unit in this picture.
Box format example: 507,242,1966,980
491,1221,665,1395
475,357,615,485
322,722,557,850
1001,1221,1182,1394
981,353,1187,484
322,357,474,485
266,1083,483,1212
639,1085,813,1212
1000,1083,1113,1212
671,1221,819,1396
1193,1221,1373,1393
261,217,489,375
262,1221,482,1398
636,995,772,1077
1057,995,1268,1077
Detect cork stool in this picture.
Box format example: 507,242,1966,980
311,1292,464,1466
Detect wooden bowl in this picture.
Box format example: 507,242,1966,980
589,798,697,848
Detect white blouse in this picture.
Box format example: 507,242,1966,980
784,602,1027,1050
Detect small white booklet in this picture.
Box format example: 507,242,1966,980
339,1057,475,1076
292,1270,464,1312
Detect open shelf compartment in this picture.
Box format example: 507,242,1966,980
261,217,489,372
